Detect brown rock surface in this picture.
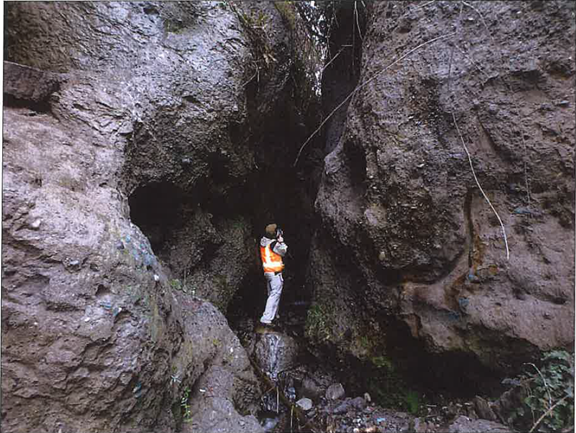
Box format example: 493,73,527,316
308,1,575,372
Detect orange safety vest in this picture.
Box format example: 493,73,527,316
260,242,284,273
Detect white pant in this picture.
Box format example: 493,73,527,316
260,272,283,324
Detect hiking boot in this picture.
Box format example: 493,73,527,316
256,322,276,334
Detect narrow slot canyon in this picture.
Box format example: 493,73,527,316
2,2,574,433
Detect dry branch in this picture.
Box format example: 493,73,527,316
293,32,455,166
529,396,568,433
452,112,510,260
248,354,321,433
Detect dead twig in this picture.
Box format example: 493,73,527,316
525,363,553,408
294,32,455,166
248,355,322,433
451,112,510,260
354,1,363,41
447,2,464,93
529,396,568,433
521,133,532,209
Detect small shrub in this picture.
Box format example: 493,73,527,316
181,387,193,423
404,390,421,415
305,303,331,342
508,350,574,432
371,355,395,373
169,279,182,290
227,1,276,81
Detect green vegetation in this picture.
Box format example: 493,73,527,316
231,217,248,233
305,303,332,342
366,353,424,415
169,279,183,291
275,1,322,105
507,350,574,432
274,2,298,31
227,1,276,81
180,387,193,423
367,379,423,415
371,355,395,373
404,390,421,415
169,278,196,296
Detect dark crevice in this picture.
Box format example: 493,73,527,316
128,181,186,254
321,1,366,155
344,139,367,196
3,94,52,113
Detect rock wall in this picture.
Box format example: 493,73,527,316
308,1,575,375
2,2,320,432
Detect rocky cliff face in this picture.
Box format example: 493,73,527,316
308,1,575,377
2,2,319,432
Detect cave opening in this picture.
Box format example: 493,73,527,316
128,181,186,255
225,161,319,340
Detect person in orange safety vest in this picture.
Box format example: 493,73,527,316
259,223,288,327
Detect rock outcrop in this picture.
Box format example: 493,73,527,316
2,101,262,432
308,1,575,374
2,2,320,432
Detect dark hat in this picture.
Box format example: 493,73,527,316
265,224,277,238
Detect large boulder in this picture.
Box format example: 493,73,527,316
308,1,575,373
254,332,300,381
2,2,319,432
1,104,262,432
175,296,264,433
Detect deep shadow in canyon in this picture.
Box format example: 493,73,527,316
124,0,510,412
135,0,511,393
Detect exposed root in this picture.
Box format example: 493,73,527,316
447,2,464,93
521,132,532,208
529,396,568,433
451,112,510,260
321,45,351,74
461,1,492,43
294,32,455,166
354,1,363,41
461,0,511,90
